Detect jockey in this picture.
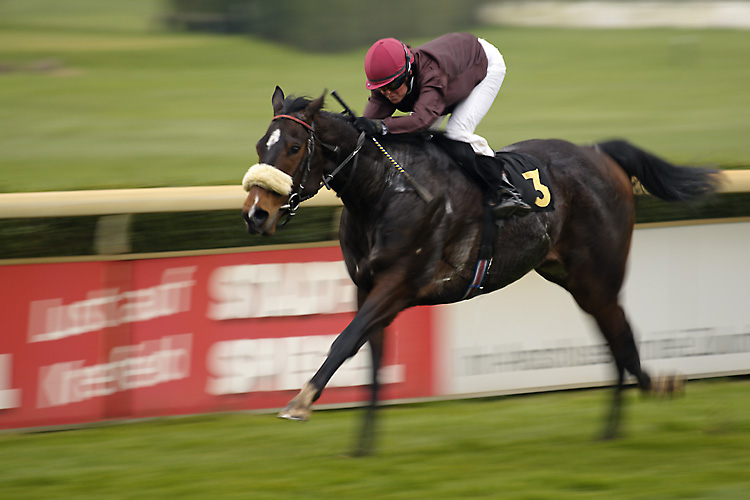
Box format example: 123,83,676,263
355,33,531,218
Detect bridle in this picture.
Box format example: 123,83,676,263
272,113,365,226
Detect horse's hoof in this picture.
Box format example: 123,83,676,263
277,407,310,422
651,373,685,397
277,382,316,422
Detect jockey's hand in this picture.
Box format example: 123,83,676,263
353,117,386,136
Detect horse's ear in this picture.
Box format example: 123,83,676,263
302,90,326,123
272,86,285,115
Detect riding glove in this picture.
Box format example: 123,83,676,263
354,117,386,136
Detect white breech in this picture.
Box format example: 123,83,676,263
442,38,506,157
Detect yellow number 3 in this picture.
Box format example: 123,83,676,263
521,169,551,208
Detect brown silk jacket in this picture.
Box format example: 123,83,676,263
363,33,489,135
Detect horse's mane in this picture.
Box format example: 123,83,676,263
281,94,316,114
281,94,351,125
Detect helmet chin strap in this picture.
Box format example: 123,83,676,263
401,42,414,94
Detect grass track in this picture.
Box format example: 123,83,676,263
2,379,749,499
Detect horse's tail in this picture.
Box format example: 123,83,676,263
596,139,720,203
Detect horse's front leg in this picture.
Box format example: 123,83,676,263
354,328,384,456
278,279,409,423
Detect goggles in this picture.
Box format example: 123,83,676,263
380,72,408,93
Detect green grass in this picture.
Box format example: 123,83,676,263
0,1,749,193
2,379,749,499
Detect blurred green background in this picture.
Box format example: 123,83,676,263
1,0,749,193
0,0,748,256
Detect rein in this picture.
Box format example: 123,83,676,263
329,90,434,203
272,114,363,225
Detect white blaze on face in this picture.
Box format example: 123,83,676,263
246,193,260,220
242,125,294,196
266,128,281,150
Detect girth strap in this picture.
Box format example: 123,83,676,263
462,203,499,299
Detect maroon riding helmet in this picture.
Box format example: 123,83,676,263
364,38,414,90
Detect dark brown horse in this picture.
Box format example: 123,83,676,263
242,87,718,455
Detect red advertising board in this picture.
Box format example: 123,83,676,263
0,246,434,430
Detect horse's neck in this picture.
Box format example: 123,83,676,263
319,120,391,209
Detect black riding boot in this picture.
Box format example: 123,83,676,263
491,175,532,219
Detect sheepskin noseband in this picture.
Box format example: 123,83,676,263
242,163,293,196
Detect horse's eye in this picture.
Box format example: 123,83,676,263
289,145,301,155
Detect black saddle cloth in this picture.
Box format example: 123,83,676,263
430,134,554,212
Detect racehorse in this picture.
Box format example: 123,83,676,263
242,86,719,455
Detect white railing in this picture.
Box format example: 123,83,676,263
0,186,341,218
0,171,748,218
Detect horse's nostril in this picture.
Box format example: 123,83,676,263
252,209,269,225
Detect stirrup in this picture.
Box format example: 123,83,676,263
491,192,532,219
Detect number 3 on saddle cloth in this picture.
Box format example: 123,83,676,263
431,134,555,212
496,151,555,212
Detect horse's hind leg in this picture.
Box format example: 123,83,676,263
591,303,652,439
539,258,651,439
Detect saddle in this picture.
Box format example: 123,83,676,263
430,134,555,212
427,134,556,299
